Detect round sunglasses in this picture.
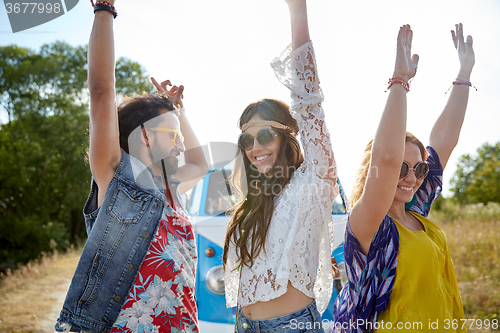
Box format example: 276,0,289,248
238,128,279,151
399,160,429,180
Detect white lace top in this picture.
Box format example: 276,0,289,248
224,41,339,314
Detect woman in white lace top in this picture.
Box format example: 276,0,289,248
223,0,338,331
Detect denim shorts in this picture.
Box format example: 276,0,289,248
236,300,325,333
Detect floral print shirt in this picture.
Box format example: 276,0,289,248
111,192,198,333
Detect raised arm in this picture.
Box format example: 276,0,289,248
275,0,337,186
349,25,419,254
285,0,310,51
87,1,121,205
429,23,475,169
151,78,208,194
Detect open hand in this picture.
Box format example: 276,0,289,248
393,25,419,80
151,77,184,112
452,23,475,75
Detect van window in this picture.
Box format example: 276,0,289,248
332,192,346,214
205,171,235,216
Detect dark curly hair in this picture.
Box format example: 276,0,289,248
117,92,177,154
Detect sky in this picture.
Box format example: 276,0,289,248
1,0,499,197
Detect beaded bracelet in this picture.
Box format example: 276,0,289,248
386,76,410,92
92,0,117,18
445,78,477,94
453,79,477,90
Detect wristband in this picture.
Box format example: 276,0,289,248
92,1,117,18
445,79,477,94
386,76,410,93
453,79,476,90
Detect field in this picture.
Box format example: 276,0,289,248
0,202,498,332
430,201,500,331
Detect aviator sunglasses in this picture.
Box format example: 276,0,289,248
399,160,429,180
238,128,279,151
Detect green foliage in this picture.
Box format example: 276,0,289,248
430,193,445,211
0,42,87,121
450,142,500,204
0,42,153,267
116,58,154,96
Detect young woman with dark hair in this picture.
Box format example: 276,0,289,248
223,1,338,331
55,2,207,332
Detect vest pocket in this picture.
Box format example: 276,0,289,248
108,181,153,223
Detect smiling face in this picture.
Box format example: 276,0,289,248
243,113,282,175
394,141,425,203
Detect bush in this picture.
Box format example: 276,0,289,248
0,42,153,269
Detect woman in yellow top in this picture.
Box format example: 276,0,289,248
332,24,475,332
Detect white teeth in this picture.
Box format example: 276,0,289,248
399,186,412,191
255,155,270,161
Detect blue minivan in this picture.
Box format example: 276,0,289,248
183,144,348,332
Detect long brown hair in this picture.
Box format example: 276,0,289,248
350,132,429,208
222,99,304,269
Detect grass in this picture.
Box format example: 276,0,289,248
430,201,500,332
0,246,81,333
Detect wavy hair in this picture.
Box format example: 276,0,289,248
223,99,304,269
350,132,429,208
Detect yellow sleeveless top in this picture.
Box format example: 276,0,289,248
375,211,465,332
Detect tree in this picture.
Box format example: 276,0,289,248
0,42,153,267
450,142,500,204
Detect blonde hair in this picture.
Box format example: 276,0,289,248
350,132,428,208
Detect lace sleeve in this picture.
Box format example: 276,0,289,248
407,147,443,217
224,41,339,313
271,41,337,187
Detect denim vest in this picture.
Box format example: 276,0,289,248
56,150,184,333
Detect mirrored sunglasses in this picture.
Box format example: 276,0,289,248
399,160,429,180
238,128,279,151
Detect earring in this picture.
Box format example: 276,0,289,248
141,126,150,147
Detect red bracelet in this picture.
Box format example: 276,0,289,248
95,1,114,7
386,76,410,92
91,0,114,6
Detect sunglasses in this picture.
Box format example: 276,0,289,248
399,160,429,180
148,127,184,145
238,128,279,151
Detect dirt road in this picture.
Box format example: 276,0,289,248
40,278,72,333
0,250,80,333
